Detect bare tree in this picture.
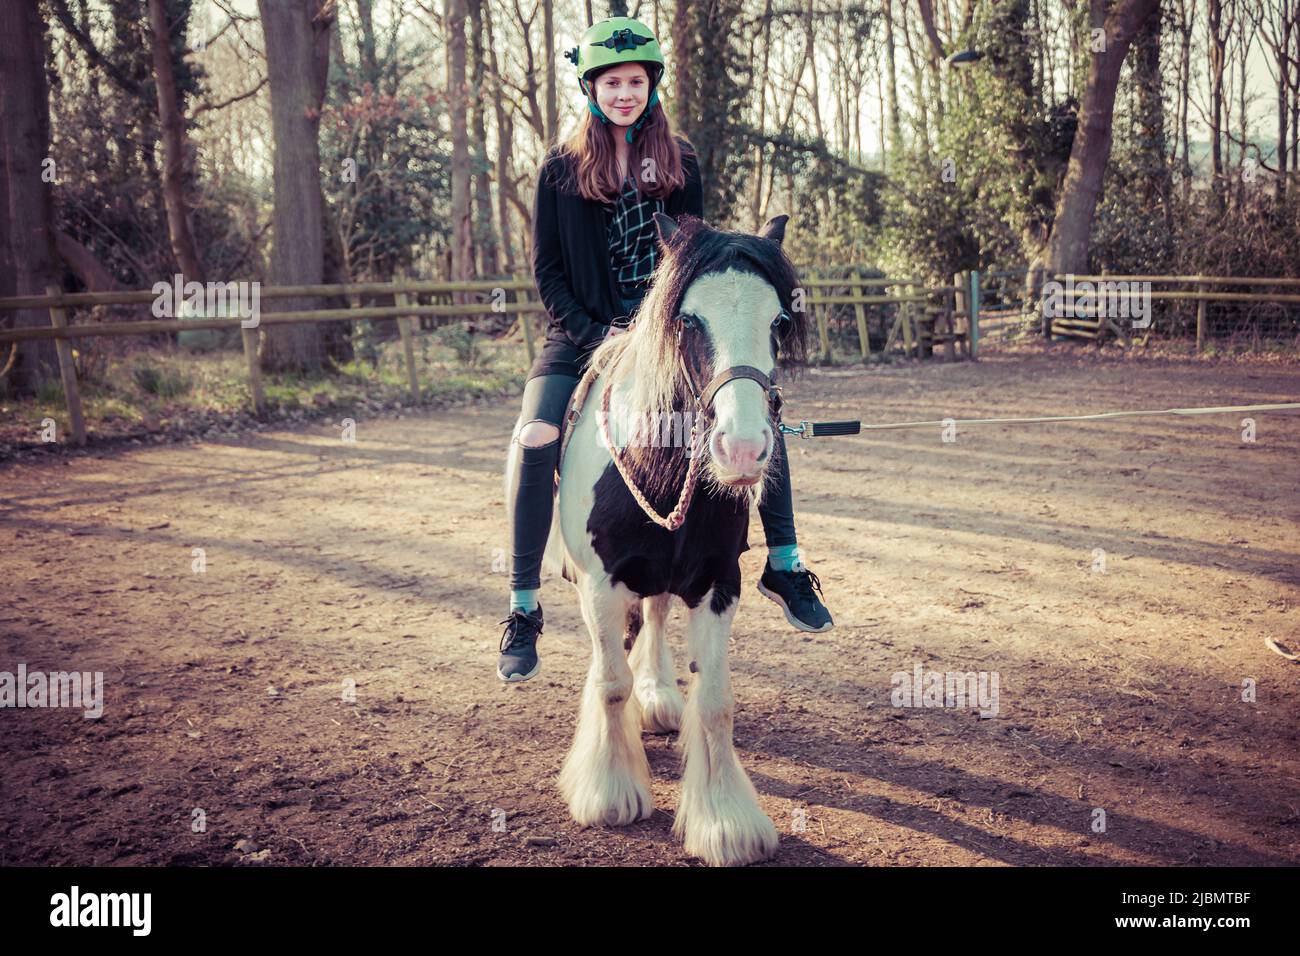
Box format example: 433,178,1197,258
1258,0,1299,197
0,0,61,393
1048,0,1161,277
1205,0,1233,191
446,0,472,293
543,0,558,146
148,0,206,281
469,0,500,275
484,0,519,273
257,0,334,373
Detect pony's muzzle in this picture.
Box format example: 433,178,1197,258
709,426,772,483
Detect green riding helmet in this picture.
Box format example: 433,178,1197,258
564,17,665,142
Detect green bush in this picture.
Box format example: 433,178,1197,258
36,378,65,404
435,323,492,368
132,363,192,399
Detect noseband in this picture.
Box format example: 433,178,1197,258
673,311,786,424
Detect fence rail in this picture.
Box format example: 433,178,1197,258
0,275,964,445
6,268,1295,446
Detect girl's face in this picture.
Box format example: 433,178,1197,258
592,63,651,128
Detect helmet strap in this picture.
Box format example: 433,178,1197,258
625,89,660,143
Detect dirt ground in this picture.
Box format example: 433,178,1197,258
2,342,1299,867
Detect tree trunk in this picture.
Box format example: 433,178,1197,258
257,0,332,374
802,0,824,143
1133,2,1171,226
0,0,61,394
902,16,930,153
446,0,472,296
1177,0,1192,185
543,0,558,147
147,0,205,281
883,0,903,164
1048,0,1161,277
55,231,123,293
1263,0,1295,199
468,0,499,276
483,0,516,274
751,0,772,229
1207,0,1227,191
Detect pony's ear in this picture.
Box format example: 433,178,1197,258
759,214,789,246
652,212,679,243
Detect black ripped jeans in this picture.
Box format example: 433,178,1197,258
509,322,798,591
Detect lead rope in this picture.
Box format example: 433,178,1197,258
598,376,706,532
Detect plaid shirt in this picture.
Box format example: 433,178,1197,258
606,173,664,297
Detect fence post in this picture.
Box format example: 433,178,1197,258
1039,268,1053,338
815,278,831,364
396,289,420,402
853,267,870,360
241,325,265,417
902,284,917,358
1195,277,1207,353
45,284,85,446
969,269,980,359
948,272,965,362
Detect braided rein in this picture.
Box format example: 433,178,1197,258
598,375,706,532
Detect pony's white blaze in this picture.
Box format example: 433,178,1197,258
683,268,779,483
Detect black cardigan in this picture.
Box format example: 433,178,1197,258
530,138,704,352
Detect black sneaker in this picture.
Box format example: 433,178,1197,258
757,561,834,633
498,604,543,682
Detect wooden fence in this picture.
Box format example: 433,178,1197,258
7,268,1296,445
968,268,1300,347
0,275,965,444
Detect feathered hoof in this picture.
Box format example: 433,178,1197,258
675,805,780,867
559,760,653,827
637,684,685,734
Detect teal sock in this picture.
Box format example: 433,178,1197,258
767,543,801,572
510,589,540,613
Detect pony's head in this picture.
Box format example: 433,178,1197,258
593,213,809,497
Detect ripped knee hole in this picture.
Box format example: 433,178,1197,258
516,419,560,448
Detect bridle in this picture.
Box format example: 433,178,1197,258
595,308,790,532
671,310,787,426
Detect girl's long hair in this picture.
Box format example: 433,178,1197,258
554,64,692,203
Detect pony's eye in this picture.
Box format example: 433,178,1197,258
678,312,699,329
771,310,791,329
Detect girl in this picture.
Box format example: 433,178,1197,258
499,16,832,682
